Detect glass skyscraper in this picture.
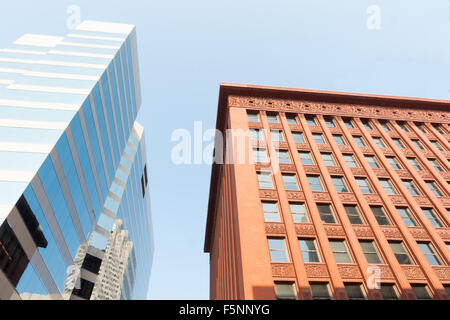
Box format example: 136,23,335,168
0,21,154,300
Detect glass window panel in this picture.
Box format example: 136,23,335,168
396,207,417,227
282,174,299,191
317,204,336,224
313,133,325,144
380,179,397,195
356,178,372,194
389,242,413,265
299,151,314,165
365,155,380,168
277,150,291,164
332,177,348,192
371,206,391,225
418,243,441,266
403,180,420,196
274,282,297,300
268,238,288,262
360,240,383,264
345,283,366,300
321,153,336,166
380,284,399,300
262,202,280,222
330,240,352,263
411,284,432,300
310,283,331,299
299,239,320,263
354,136,366,147
344,205,364,225
333,135,346,145
257,172,273,189
422,208,443,228
290,203,308,223
343,154,358,167
307,175,324,192
292,132,305,143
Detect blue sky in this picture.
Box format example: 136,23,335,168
0,0,449,300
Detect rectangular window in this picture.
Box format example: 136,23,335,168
362,120,372,130
299,151,314,165
343,118,354,129
307,175,324,192
373,137,385,148
380,284,399,300
250,128,263,141
356,177,373,194
332,176,348,192
396,207,417,227
271,130,284,142
411,284,432,300
286,114,298,125
312,133,326,144
387,157,402,170
343,154,358,168
430,140,443,151
412,139,425,150
380,178,397,195
344,205,364,225
277,150,291,164
333,134,346,145
324,117,335,127
321,153,336,166
274,282,297,300
247,111,260,122
292,132,305,143
403,180,420,196
426,181,443,197
389,241,413,265
299,239,321,263
257,172,273,189
392,138,405,149
305,115,317,126
282,174,299,191
418,243,442,266
422,208,443,228
290,203,309,223
407,158,422,171
428,159,443,172
262,202,281,222
370,206,391,225
398,122,409,132
360,240,383,264
345,283,366,300
354,136,366,147
310,283,332,300
415,123,427,133
380,121,391,131
330,239,352,263
268,238,289,262
317,203,336,224
267,113,279,123
432,124,444,134
253,148,269,163
365,155,380,168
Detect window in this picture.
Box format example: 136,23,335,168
310,283,332,300
365,155,380,169
396,207,417,227
330,240,352,263
333,134,346,145
371,206,391,225
362,120,372,130
411,284,432,300
332,176,348,192
317,204,336,224
321,153,336,166
360,240,383,264
267,113,278,123
418,243,442,266
426,181,443,197
387,157,402,170
432,124,444,134
373,137,385,148
445,285,450,297
380,284,399,300
257,172,273,189
324,117,335,127
286,114,298,125
392,138,405,149
356,178,373,194
354,136,366,147
250,128,263,141
312,133,325,144
343,118,354,129
271,130,284,142
415,123,427,133
397,122,409,132
412,139,425,150
282,174,299,191
422,208,443,228
277,150,291,164
430,140,443,151
407,158,422,171
343,154,358,168
290,203,309,223
292,132,305,143
344,205,364,225
305,115,317,126
274,282,297,300
389,241,413,265
380,179,397,195
428,159,443,172
307,175,324,192
345,283,366,300
253,148,269,163
380,121,391,131
262,202,280,222
247,111,259,122
268,238,289,262
403,180,420,196
299,151,314,165
299,239,321,262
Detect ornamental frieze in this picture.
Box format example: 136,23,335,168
265,223,286,235
389,195,407,205
279,163,296,172
350,168,367,176
396,170,412,179
259,190,278,200
324,225,346,237
413,196,431,206
364,194,382,204
353,226,374,238
305,263,330,278
432,266,450,281
286,191,305,201
436,229,450,241
382,227,403,239
440,198,450,207
338,265,362,279
408,227,430,241
272,263,296,278
327,167,344,175
372,168,389,177
303,165,320,174
313,192,331,202
379,265,395,280
338,193,357,203
295,223,316,236
401,266,426,280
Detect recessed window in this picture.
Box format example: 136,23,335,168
412,139,425,150
370,206,391,226
411,284,432,300
321,153,336,166
426,181,443,197
317,203,336,224
407,158,422,171
392,138,405,149
250,128,263,141
262,202,281,222
299,239,321,263
418,242,442,266
397,122,409,132
343,154,358,168
253,148,269,163
354,136,366,147
389,241,413,265
282,174,299,191
403,180,421,196
305,115,317,126
247,111,260,122
387,157,402,170
356,177,373,194
396,207,417,227
380,178,397,195
343,118,354,129
415,123,427,133
360,240,383,264
267,113,279,123
310,282,332,300
299,151,314,165
430,140,443,151
257,172,273,189
344,205,364,225
330,239,353,263
422,208,443,228
428,159,444,172
307,175,324,192
362,120,372,130
333,134,346,146
324,117,335,127
292,132,305,143
312,133,326,144
345,283,366,300
432,124,444,134
373,137,385,148
274,282,297,300
268,238,289,262
365,155,380,169
380,121,391,131
271,130,284,142
277,150,291,164
285,114,298,125
380,284,399,300
290,203,309,223
332,176,348,192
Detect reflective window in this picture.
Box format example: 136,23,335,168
267,114,279,123
380,284,399,300
345,283,366,300
299,151,314,165
389,241,413,265
360,240,383,264
277,150,291,164
292,132,305,143
370,206,391,225
344,205,364,225
307,175,324,192
392,138,405,149
411,284,432,300
422,208,443,228
387,157,402,170
343,154,358,168
271,130,284,142
333,134,346,145
290,203,309,223
354,136,366,147
396,207,417,227
356,178,372,194
403,180,421,196
317,204,336,224
321,153,336,166
426,181,443,197
286,114,298,125
282,174,299,191
274,282,297,300
324,117,335,127
299,239,321,263
373,137,385,148
365,155,380,168
428,159,443,172
253,148,269,163
380,179,397,195
305,115,317,126
332,176,348,192
312,133,325,144
310,283,332,300
257,172,273,189
330,240,352,263
412,139,425,150
418,243,442,266
262,202,281,222
268,238,289,262
407,158,422,171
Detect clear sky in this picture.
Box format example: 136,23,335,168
0,0,449,300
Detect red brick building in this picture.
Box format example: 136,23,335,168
204,83,450,300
